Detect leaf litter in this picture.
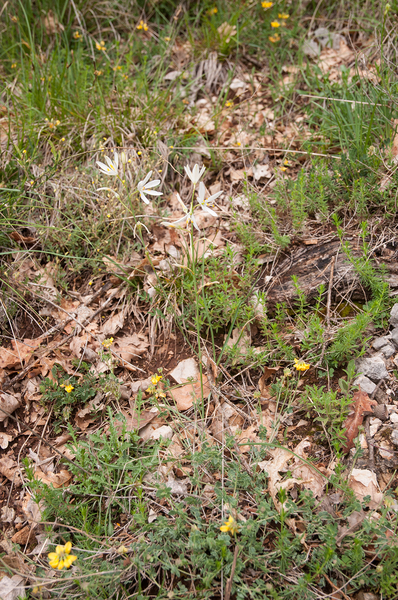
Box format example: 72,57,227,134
1,12,398,599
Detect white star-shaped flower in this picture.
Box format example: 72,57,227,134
197,182,221,216
137,171,162,204
96,152,119,176
184,163,206,184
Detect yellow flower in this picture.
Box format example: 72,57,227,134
96,40,106,51
271,21,280,28
220,515,239,535
64,384,74,393
11,63,17,69
226,100,233,107
280,166,287,171
48,542,77,570
73,31,81,39
94,70,103,76
283,368,292,377
278,13,289,18
207,7,218,14
164,36,171,41
102,337,114,349
137,20,148,31
294,358,310,372
262,1,273,7
151,374,162,385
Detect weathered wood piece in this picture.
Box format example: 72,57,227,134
265,238,398,307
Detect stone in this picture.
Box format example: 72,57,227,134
150,425,173,441
356,354,389,381
380,344,395,358
353,375,376,395
390,412,398,424
391,430,398,446
390,303,398,328
372,336,392,350
369,418,382,437
390,327,398,348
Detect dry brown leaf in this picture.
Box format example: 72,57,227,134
0,433,12,450
113,334,149,368
237,424,259,453
170,376,211,411
0,392,21,423
9,231,37,244
0,575,26,600
349,469,383,509
34,468,72,488
0,457,22,486
0,338,41,370
101,309,126,336
343,389,377,452
11,525,36,546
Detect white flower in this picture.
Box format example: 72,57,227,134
184,163,206,184
162,193,200,231
96,152,119,176
137,171,162,204
197,182,221,217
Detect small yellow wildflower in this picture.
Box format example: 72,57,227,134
117,544,129,554
94,69,103,76
137,20,149,31
269,33,280,42
11,15,18,22
280,166,287,171
88,280,93,286
207,7,218,15
96,40,106,51
226,100,233,107
283,368,292,377
48,542,77,570
262,1,273,7
151,374,162,385
278,13,290,19
220,515,239,535
61,137,65,142
294,358,310,372
64,384,74,393
11,63,17,69
271,21,280,28
164,36,171,41
22,149,27,154
73,31,81,39
169,145,174,149
107,213,111,218
102,337,114,349
137,151,142,155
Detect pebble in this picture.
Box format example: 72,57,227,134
390,303,398,328
391,430,398,446
390,412,398,424
372,336,392,350
369,417,382,437
353,375,376,395
356,354,389,381
380,344,396,358
390,327,398,348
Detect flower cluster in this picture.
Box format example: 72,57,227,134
220,515,239,535
60,383,74,393
294,358,310,372
102,337,114,349
146,373,166,399
48,542,77,570
96,151,222,234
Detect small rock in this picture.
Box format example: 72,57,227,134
353,375,376,395
356,354,389,381
390,412,398,424
373,404,388,421
380,344,395,358
369,418,382,437
303,38,320,57
150,425,173,441
390,303,398,328
390,327,398,348
373,336,392,350
391,430,398,446
379,441,394,459
387,405,397,413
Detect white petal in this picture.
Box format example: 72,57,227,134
207,190,223,203
176,193,188,212
184,165,193,181
144,179,161,189
191,213,200,231
113,152,119,170
198,182,206,203
139,171,152,187
162,215,187,227
140,191,150,204
96,161,110,171
201,205,217,217
104,155,113,168
142,189,162,196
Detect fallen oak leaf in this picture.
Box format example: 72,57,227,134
0,338,41,370
0,392,21,423
342,388,377,453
